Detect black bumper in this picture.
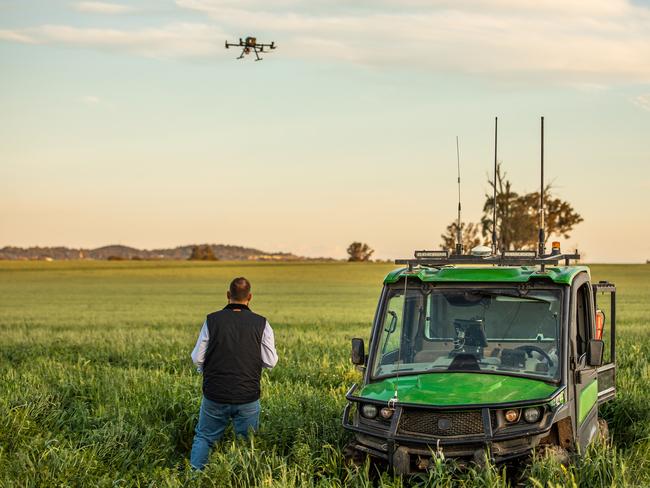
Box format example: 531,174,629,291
342,388,561,474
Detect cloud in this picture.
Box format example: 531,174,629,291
633,94,650,111
75,2,135,14
175,0,650,82
176,0,635,17
1,0,649,83
0,29,37,44
1,23,225,58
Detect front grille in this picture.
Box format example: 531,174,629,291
398,409,484,437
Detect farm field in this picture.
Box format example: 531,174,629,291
0,261,649,487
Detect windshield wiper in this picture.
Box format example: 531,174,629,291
380,366,415,375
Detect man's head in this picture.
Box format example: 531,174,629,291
227,277,252,304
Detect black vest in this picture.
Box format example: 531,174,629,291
202,304,267,404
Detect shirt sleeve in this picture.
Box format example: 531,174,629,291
191,320,209,373
261,320,278,369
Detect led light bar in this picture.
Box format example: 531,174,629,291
502,250,537,258
414,250,449,259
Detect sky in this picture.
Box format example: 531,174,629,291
1,0,649,262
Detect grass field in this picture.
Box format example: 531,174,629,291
1,261,649,487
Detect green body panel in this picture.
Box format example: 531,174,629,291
383,266,589,286
578,379,598,424
356,372,559,406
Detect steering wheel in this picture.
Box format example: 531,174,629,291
514,345,554,368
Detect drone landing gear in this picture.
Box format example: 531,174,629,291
236,46,263,61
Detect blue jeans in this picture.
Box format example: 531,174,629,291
190,396,260,470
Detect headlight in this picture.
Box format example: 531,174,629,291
504,409,520,423
361,404,378,419
523,407,542,423
380,407,394,420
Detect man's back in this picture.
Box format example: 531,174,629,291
203,305,267,404
190,276,277,471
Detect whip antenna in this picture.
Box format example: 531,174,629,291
538,116,545,259
492,117,498,254
455,136,463,255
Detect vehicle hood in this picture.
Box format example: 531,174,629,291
357,372,559,406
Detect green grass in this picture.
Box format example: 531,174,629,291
0,261,648,487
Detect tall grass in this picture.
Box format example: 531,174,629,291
0,261,648,486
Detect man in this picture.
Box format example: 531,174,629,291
189,277,278,470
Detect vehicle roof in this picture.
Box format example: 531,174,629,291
383,265,589,285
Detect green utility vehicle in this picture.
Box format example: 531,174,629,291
342,248,616,473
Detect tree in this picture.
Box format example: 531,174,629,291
521,191,584,243
188,244,217,261
347,242,374,262
480,163,531,250
480,164,583,250
440,221,482,252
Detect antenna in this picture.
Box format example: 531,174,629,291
492,117,498,254
455,136,463,255
389,273,409,408
538,116,545,258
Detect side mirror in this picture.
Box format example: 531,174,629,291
351,338,365,365
587,339,604,367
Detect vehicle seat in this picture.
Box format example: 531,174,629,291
414,343,452,363
500,349,527,369
414,351,437,362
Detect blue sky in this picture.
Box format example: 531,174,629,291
1,0,649,262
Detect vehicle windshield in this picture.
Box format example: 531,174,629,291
372,285,562,381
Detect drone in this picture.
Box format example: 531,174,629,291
225,36,276,61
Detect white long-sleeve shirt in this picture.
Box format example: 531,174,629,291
191,319,278,372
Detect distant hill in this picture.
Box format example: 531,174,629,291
0,244,310,261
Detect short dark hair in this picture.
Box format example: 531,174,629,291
229,277,251,301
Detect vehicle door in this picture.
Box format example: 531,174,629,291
593,282,616,404
572,273,600,451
